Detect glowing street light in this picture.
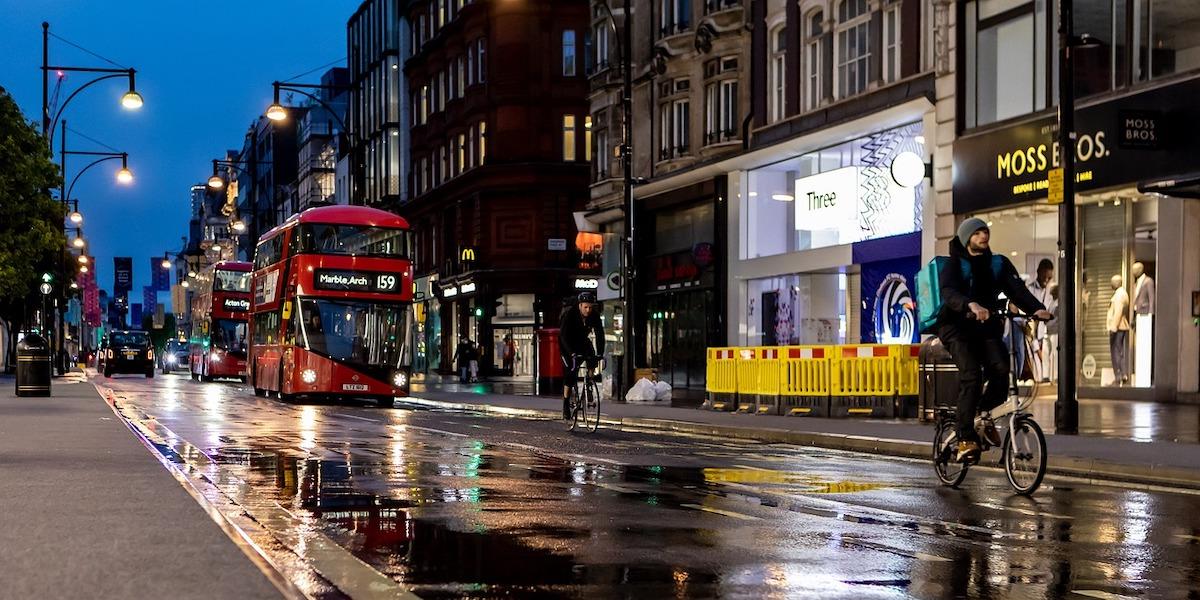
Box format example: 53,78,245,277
207,174,224,189
161,257,171,269
181,280,190,289
79,265,89,273
265,102,287,121
78,255,88,264
72,235,85,248
116,155,134,183
231,219,246,233
68,209,82,224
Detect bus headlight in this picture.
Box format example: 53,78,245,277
210,352,220,362
166,354,177,365
392,371,408,388
301,369,318,384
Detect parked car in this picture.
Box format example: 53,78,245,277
160,339,189,374
99,330,154,378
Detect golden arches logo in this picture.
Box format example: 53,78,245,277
460,248,476,262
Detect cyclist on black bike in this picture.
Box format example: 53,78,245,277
940,218,1052,463
559,291,605,419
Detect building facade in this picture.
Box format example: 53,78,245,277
296,68,350,211
401,0,593,380
234,115,304,258
949,0,1200,401
348,0,409,209
585,0,938,402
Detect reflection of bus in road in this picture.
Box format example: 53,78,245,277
190,261,252,382
249,205,413,406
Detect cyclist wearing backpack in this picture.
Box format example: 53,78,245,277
939,218,1052,463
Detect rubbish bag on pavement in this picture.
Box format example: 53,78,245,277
653,381,672,401
625,378,657,403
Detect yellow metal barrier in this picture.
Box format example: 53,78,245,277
705,348,738,394
831,345,898,397
702,343,921,416
895,344,921,396
779,346,831,396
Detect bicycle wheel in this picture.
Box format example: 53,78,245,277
585,376,601,432
569,385,582,431
933,418,968,487
1003,416,1047,495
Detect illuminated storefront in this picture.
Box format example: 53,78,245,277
953,76,1200,401
728,120,929,349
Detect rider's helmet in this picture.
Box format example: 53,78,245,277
577,291,597,304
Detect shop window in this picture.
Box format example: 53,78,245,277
654,203,713,255
745,274,848,346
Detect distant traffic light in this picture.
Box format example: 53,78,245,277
41,272,53,283
472,306,484,318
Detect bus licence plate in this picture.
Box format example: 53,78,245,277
342,383,369,392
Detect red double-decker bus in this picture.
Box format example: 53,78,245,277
189,261,252,382
249,205,413,406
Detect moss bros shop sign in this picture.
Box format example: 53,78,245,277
952,77,1200,213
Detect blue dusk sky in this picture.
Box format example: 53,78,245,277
0,1,354,310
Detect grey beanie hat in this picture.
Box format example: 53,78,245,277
957,217,988,247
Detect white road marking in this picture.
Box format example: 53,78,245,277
1071,590,1138,600
681,503,762,520
973,501,1074,520
594,482,641,495
401,424,468,438
1175,534,1200,542
840,538,952,562
336,413,382,424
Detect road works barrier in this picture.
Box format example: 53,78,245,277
703,343,919,418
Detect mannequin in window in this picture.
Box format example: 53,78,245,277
1132,261,1155,386
1106,274,1130,386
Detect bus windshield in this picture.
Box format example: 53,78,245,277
297,224,411,258
212,318,249,354
214,269,251,293
298,298,407,368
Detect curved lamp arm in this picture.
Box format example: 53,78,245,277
595,2,626,72
65,153,126,202
48,71,133,146
274,83,350,140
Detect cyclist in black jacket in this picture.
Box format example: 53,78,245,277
559,291,605,419
940,218,1051,463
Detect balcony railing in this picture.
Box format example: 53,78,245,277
658,145,691,161
704,129,739,146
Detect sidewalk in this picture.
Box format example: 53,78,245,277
406,385,1200,491
0,375,284,599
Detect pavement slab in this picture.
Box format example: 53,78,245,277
0,375,285,600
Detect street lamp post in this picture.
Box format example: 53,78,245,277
265,80,355,204
1055,1,1100,435
596,0,638,392
41,22,142,147
208,158,257,259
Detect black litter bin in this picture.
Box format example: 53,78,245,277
16,333,52,397
918,337,958,422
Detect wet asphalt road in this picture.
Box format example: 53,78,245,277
97,372,1200,599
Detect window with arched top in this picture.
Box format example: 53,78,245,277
769,25,787,122
804,10,824,111
835,0,870,98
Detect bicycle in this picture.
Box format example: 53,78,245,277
565,354,602,432
932,313,1049,495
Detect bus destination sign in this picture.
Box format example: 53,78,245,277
222,298,251,312
314,269,402,294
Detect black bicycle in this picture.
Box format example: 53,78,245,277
565,354,601,432
932,313,1049,495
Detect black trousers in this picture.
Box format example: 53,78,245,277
939,325,1011,442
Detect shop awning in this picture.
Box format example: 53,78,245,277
1138,173,1200,199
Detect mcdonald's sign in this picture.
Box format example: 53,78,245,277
460,247,478,264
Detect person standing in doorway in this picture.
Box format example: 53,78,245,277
453,336,473,383
502,335,516,373
1026,259,1054,381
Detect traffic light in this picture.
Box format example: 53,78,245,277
41,272,53,283
472,306,484,319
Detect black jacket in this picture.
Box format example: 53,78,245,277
940,238,1045,335
559,305,605,358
